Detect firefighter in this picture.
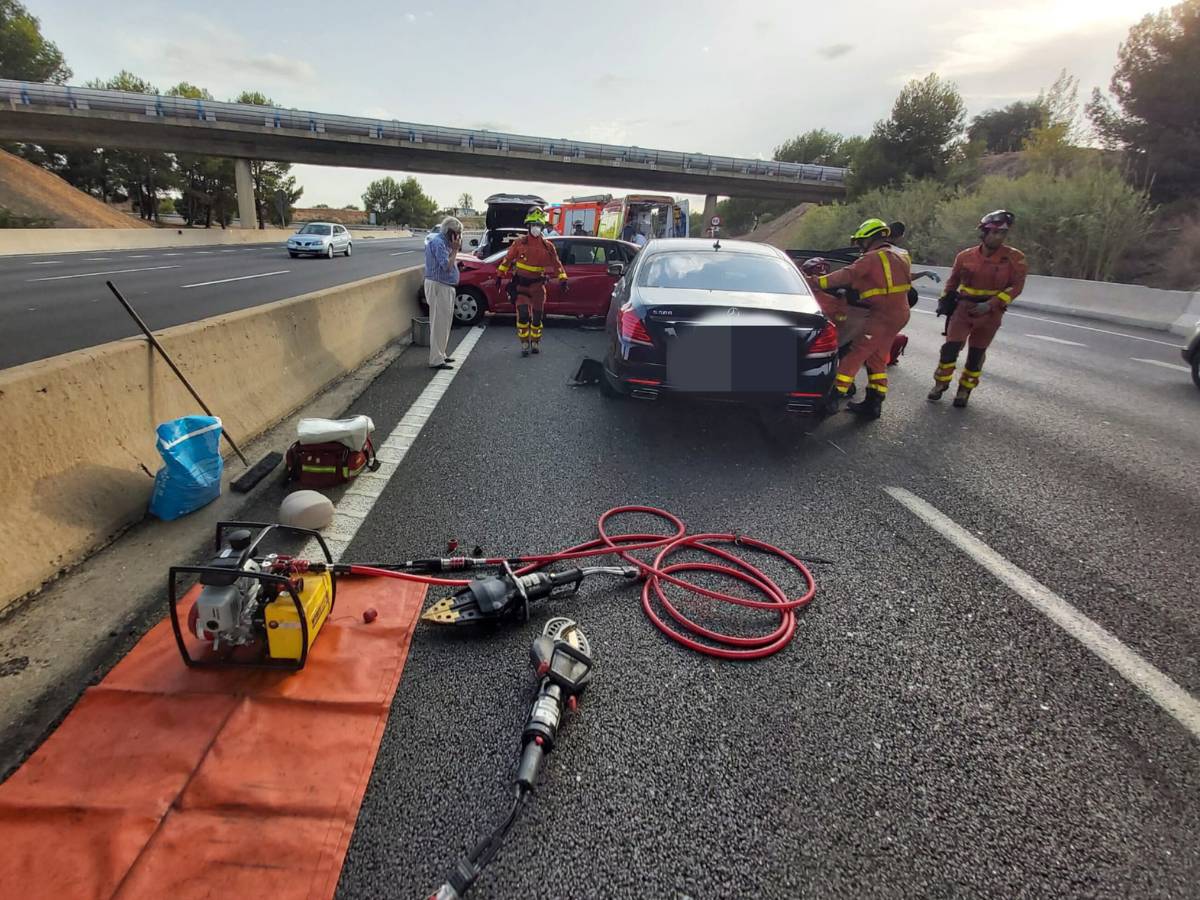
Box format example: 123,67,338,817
496,207,569,356
929,210,1027,407
805,218,912,419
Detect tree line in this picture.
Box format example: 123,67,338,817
1,2,302,227
723,1,1200,286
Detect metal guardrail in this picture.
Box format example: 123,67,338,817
2,80,849,187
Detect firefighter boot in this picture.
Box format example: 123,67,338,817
953,386,971,408
847,388,884,419
928,382,950,401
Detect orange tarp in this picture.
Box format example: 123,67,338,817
0,576,426,900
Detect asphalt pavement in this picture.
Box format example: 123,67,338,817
0,236,425,368
308,302,1200,898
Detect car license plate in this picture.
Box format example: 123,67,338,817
667,326,797,392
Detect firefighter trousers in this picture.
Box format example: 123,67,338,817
514,277,546,344
934,303,1005,391
834,294,910,399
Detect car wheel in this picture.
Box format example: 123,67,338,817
326,244,335,259
1192,354,1199,389
453,288,486,326
288,251,298,258
345,243,353,257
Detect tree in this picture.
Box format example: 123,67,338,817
1086,1,1200,202
851,74,966,194
233,91,302,227
84,72,176,221
167,82,236,227
342,203,359,210
968,101,1048,153
313,203,331,209
362,176,405,221
0,0,70,83
456,192,473,211
363,176,438,226
773,129,859,167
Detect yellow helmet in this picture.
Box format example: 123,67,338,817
524,206,549,226
851,218,891,243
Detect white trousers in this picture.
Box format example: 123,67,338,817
425,279,455,366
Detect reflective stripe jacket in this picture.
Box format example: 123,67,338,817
497,235,567,281
945,244,1027,306
813,244,912,302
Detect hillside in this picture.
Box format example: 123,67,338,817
0,150,149,228
738,203,812,247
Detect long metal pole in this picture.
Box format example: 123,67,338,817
106,280,249,466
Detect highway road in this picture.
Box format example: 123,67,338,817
5,254,1198,896
0,235,426,369
199,296,1197,898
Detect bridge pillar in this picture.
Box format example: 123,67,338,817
702,194,718,228
234,159,257,229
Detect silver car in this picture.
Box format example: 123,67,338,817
1183,320,1200,389
287,222,353,258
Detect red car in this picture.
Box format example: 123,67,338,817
420,237,640,326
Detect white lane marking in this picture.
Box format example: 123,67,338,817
1131,357,1191,373
84,256,112,261
220,249,240,253
911,308,935,315
28,264,181,282
126,254,151,258
886,487,1200,741
389,250,419,256
29,261,62,266
1008,311,1184,348
164,252,184,256
300,326,486,560
181,270,290,289
1027,334,1087,347
194,251,213,255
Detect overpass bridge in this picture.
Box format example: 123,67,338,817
0,80,848,227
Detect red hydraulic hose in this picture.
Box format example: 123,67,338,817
346,506,816,660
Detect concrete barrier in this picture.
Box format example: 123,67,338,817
918,265,1200,337
0,227,413,257
0,266,423,611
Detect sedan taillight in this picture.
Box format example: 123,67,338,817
619,305,653,346
808,321,839,356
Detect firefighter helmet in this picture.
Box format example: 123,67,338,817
524,206,549,226
979,209,1015,232
851,218,891,243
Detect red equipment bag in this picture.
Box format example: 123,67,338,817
285,415,378,487
888,334,909,366
286,438,376,487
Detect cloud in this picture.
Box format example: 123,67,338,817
593,73,636,90
404,12,417,22
817,43,854,60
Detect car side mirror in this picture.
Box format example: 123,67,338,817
607,262,625,278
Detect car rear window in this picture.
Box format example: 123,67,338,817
299,224,332,235
636,251,806,294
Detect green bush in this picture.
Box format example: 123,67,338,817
787,164,1152,282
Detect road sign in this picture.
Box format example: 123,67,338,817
710,215,722,227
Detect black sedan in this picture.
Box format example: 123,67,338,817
601,238,839,412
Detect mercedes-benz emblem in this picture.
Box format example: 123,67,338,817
727,308,739,316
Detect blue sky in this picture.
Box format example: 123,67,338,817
32,0,1160,208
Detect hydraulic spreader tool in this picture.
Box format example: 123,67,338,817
167,507,821,668
429,618,596,900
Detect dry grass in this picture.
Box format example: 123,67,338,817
0,150,150,228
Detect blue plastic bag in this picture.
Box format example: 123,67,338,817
148,415,224,521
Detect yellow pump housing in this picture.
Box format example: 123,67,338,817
264,571,334,662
